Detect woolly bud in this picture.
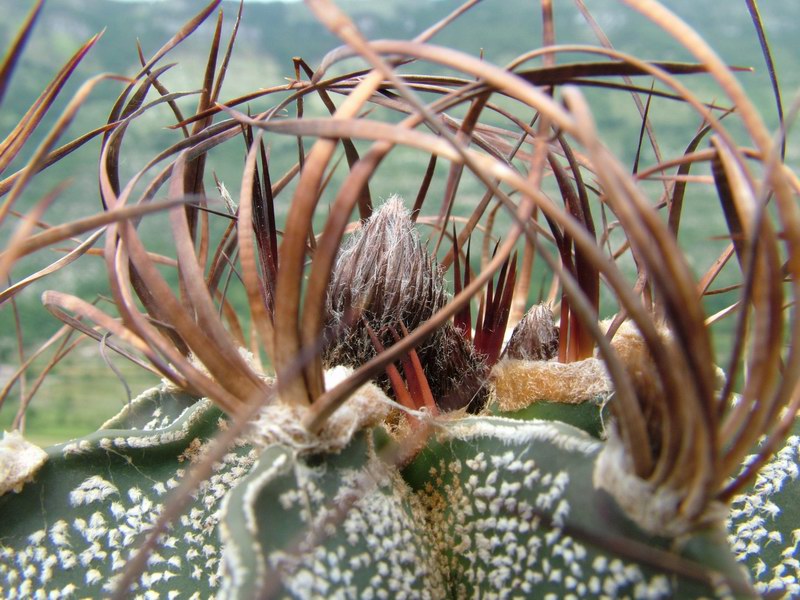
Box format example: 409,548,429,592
504,303,559,361
326,196,446,336
323,197,488,413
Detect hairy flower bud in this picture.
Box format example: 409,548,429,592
504,303,559,361
323,197,488,413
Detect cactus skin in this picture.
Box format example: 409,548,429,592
99,385,200,430
219,430,445,599
493,399,607,439
402,416,756,599
0,385,795,598
727,422,800,598
0,385,257,598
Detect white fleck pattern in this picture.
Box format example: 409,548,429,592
69,476,119,507
728,435,800,597
0,399,257,599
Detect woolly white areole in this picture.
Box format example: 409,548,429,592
248,366,392,454
0,430,48,495
593,425,727,538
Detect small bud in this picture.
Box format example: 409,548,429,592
503,303,559,361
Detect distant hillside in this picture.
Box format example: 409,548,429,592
4,0,797,126
3,0,796,188
3,0,797,171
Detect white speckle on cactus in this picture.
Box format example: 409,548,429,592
222,445,447,599
27,530,46,545
85,569,101,584
62,439,92,456
446,416,601,456
143,407,174,431
104,399,215,452
0,430,48,495
728,434,800,596
2,406,259,598
69,476,119,507
404,420,678,599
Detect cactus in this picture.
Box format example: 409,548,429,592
1,0,799,598
0,387,239,597
727,420,800,597
0,382,781,598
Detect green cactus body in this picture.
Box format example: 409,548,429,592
3,385,791,598
219,430,444,599
403,415,752,599
0,385,257,598
727,424,800,597
493,400,607,439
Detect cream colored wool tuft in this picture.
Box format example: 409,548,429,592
491,357,611,410
0,430,48,495
248,366,391,454
594,424,728,537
